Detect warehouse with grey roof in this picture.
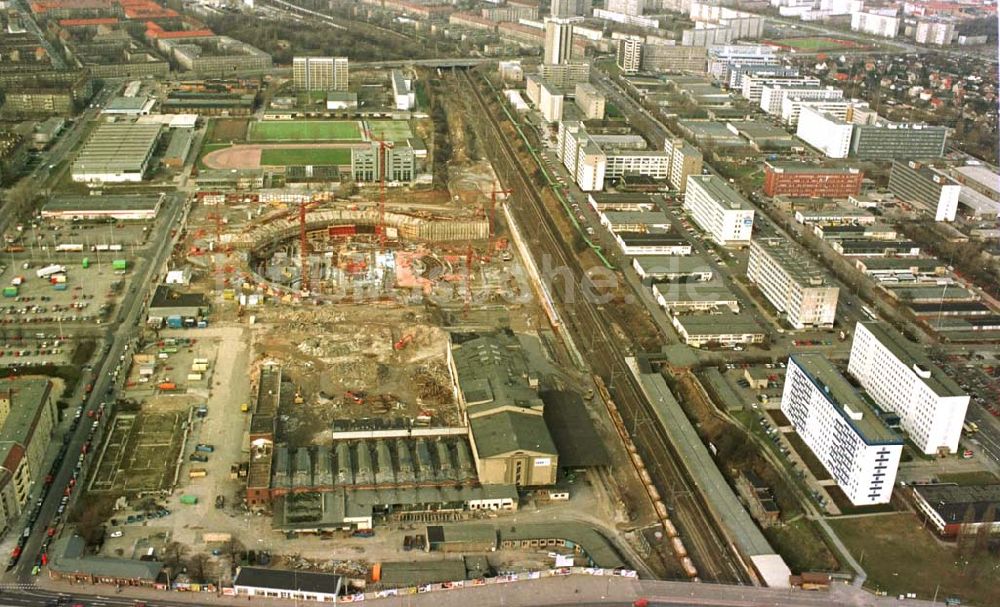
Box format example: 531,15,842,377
70,122,162,183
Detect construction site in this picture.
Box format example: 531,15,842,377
59,70,681,587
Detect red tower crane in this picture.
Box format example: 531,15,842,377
363,128,393,248
297,199,321,294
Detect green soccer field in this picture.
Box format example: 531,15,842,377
364,120,413,142
778,37,858,50
259,148,353,166
249,120,362,141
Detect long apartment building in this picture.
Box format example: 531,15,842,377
851,122,948,159
293,56,349,91
782,354,902,506
0,379,57,537
683,174,754,246
558,121,671,191
747,238,839,329
740,73,817,105
847,321,969,455
557,121,606,192
887,160,961,222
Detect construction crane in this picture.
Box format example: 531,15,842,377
363,127,392,248
204,212,227,288
297,199,321,294
489,187,511,256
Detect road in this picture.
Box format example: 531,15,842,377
12,0,65,69
0,83,117,237
3,569,952,607
4,191,187,584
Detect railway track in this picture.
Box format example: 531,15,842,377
459,69,748,585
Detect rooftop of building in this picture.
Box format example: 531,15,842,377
854,257,946,271
729,121,795,140
653,279,737,302
450,333,542,417
765,161,861,175
601,210,670,225
71,122,161,173
892,160,959,186
426,523,496,547
857,321,965,398
0,378,51,461
469,410,556,458
104,95,153,112
952,164,999,194
588,192,655,205
687,174,754,210
753,238,831,287
42,194,162,213
149,285,207,310
909,301,993,314
377,559,468,588
790,353,901,444
48,535,163,581
164,128,194,157
633,255,713,273
234,567,342,594
913,484,1000,524
673,312,764,334
616,232,690,246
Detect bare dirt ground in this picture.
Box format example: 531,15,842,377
248,306,458,445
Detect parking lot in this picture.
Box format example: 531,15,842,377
0,335,77,367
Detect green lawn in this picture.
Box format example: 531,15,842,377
259,148,352,166
829,513,1000,606
249,120,362,142
764,518,841,573
364,120,413,142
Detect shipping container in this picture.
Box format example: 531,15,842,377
197,320,208,328
111,259,127,271
192,358,209,365
2,287,17,297
195,443,215,453
191,363,208,372
186,373,203,381
53,283,68,291
188,469,207,479
180,494,199,504
166,315,183,329
157,382,177,391
81,257,90,269
55,244,84,252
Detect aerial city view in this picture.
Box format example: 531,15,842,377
0,0,996,605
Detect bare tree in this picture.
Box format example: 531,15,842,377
222,537,245,564
974,504,996,556
162,542,189,571
185,552,212,583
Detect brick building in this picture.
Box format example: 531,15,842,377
762,162,864,198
